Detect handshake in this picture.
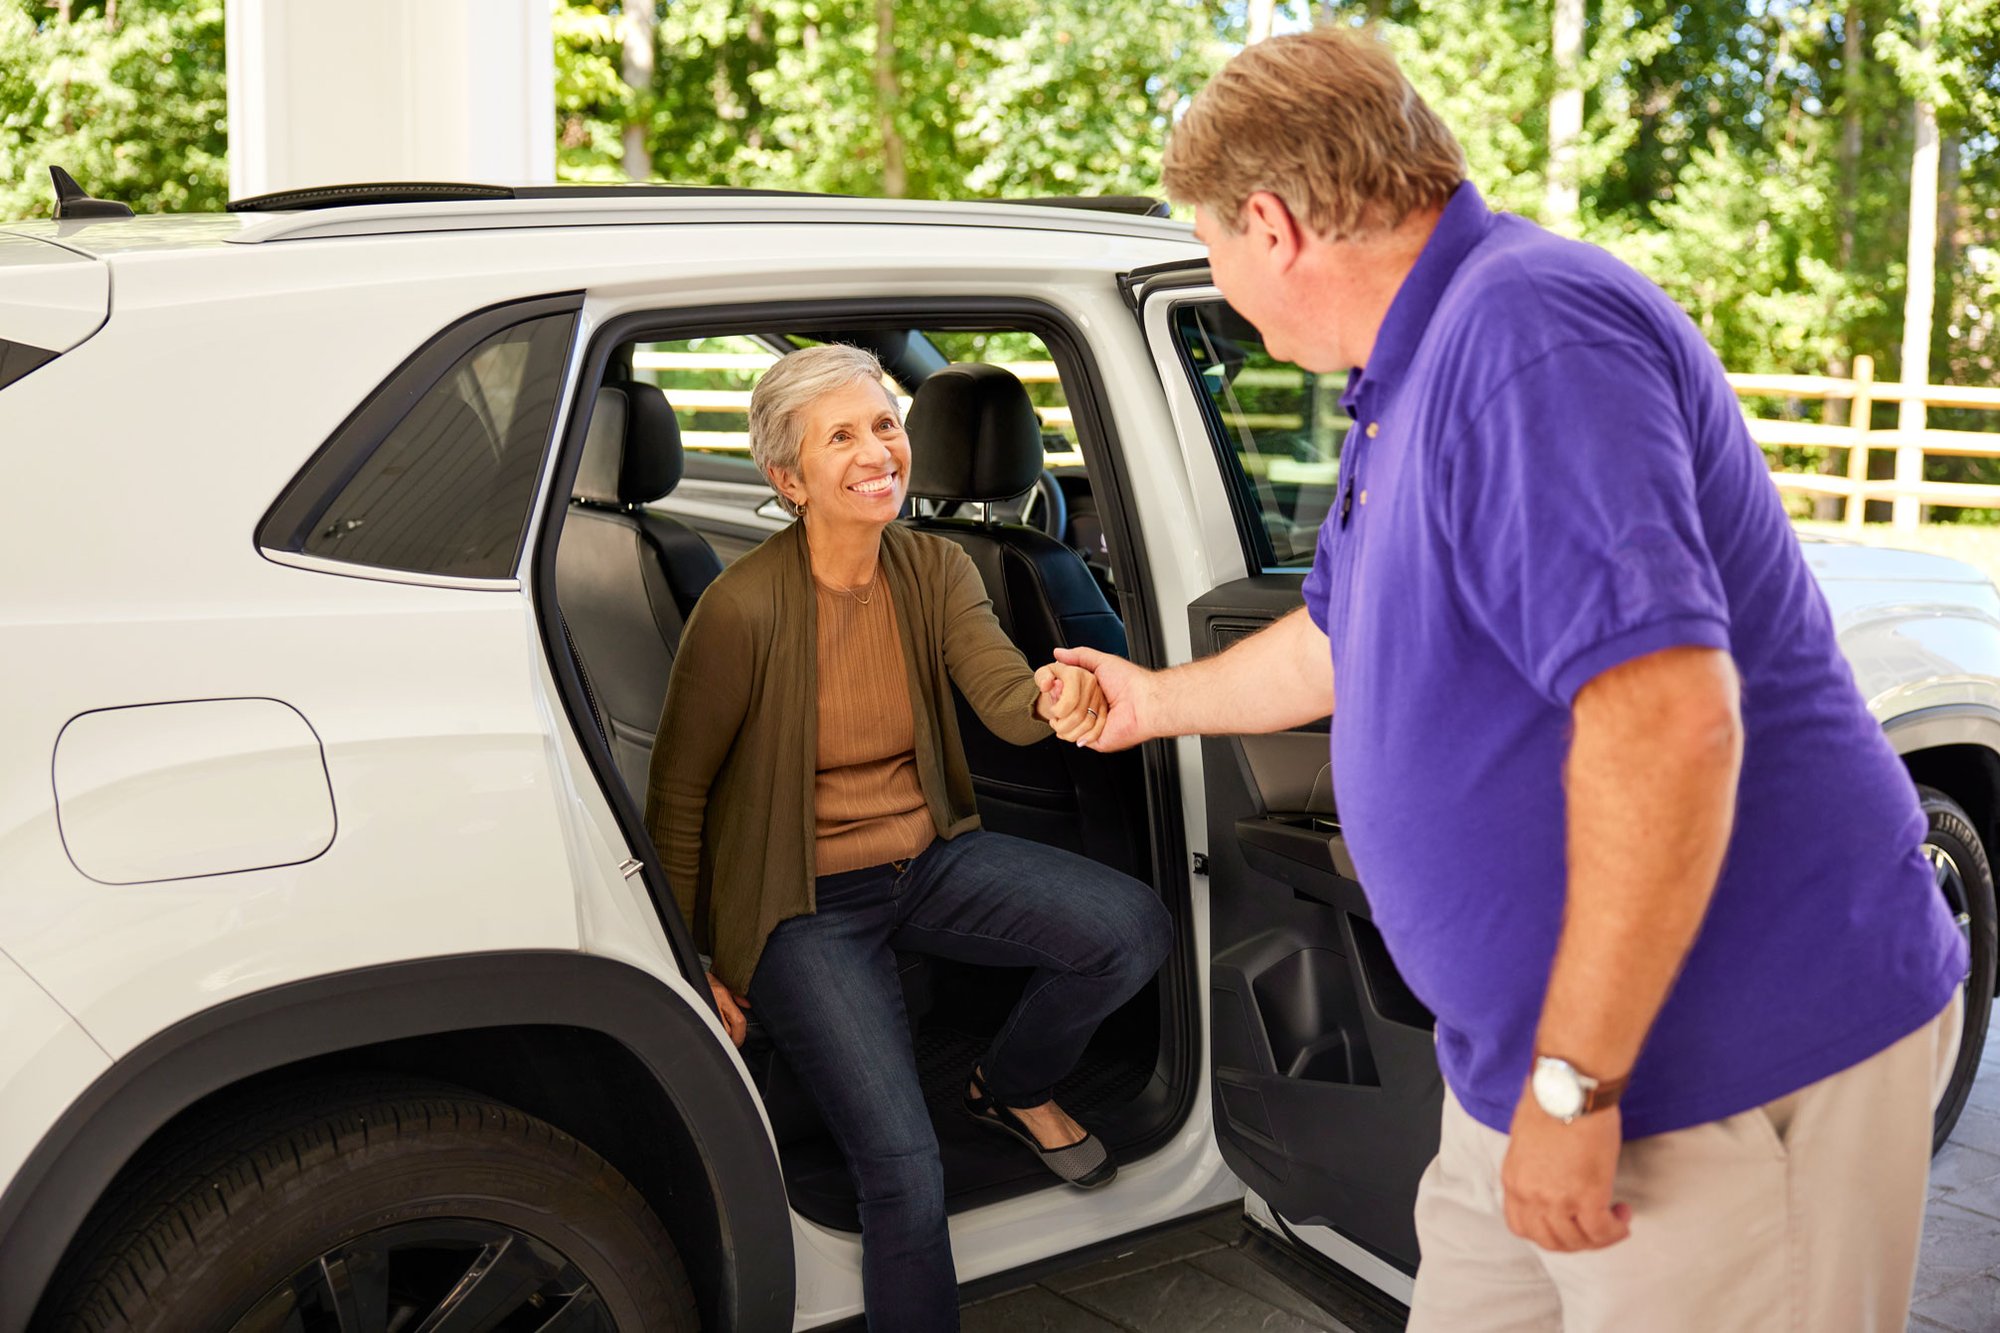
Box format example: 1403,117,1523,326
1029,647,1147,751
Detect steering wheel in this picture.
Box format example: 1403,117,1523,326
1014,469,1069,542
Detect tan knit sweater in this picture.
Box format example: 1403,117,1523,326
645,520,1049,993
812,578,935,875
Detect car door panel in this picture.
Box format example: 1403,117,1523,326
1191,579,1441,1271
1135,262,1444,1281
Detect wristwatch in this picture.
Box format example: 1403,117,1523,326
1530,1055,1630,1124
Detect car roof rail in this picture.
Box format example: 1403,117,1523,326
48,166,134,220
994,195,1172,219
225,181,836,213
224,180,1172,219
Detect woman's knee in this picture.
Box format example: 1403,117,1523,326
1080,881,1172,990
1119,889,1173,980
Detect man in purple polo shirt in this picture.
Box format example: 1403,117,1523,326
1060,27,1968,1331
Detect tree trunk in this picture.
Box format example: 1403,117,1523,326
1546,0,1584,228
1938,130,1961,283
1893,0,1941,531
1248,0,1276,44
1837,1,1862,273
874,0,906,198
621,2,656,181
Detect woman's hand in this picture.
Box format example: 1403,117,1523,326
1033,662,1109,747
707,972,751,1047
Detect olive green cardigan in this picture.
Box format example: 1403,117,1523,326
644,520,1048,993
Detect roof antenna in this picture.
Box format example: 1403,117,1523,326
49,166,134,220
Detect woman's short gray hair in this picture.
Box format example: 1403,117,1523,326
748,343,891,517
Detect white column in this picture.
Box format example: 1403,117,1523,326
226,0,555,201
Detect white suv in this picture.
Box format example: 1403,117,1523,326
1,180,1994,1333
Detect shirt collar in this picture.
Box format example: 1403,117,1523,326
1340,180,1494,414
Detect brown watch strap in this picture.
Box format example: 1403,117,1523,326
1582,1073,1631,1114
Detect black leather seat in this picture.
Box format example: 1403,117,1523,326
903,364,1146,875
556,380,723,797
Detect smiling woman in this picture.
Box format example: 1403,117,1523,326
642,342,1174,1331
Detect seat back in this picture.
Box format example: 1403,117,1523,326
903,364,1146,875
556,380,723,796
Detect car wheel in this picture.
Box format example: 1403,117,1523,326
46,1080,698,1333
1920,786,1998,1154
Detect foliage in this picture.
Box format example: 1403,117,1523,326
1,0,1996,496
555,0,1234,199
0,0,226,220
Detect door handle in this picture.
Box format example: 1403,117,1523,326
1235,815,1359,880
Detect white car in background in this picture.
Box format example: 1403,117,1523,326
0,174,1993,1333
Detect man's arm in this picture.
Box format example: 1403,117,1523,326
1501,644,1744,1252
1053,605,1332,750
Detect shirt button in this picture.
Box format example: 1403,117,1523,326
1360,490,1369,505
1366,422,1380,438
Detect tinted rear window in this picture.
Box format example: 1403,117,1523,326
0,338,57,392
284,309,576,579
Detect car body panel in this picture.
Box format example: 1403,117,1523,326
0,231,108,354
0,953,108,1202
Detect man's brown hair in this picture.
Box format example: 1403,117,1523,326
1162,26,1466,242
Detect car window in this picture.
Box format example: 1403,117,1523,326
919,329,1079,470
300,312,575,578
629,331,1077,472
1169,300,1348,569
630,335,912,469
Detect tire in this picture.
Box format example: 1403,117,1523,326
43,1079,698,1333
1919,786,1998,1154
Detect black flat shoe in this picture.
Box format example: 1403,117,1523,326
964,1066,1117,1189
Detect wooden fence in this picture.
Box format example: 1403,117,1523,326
1732,355,2000,531
640,349,2000,532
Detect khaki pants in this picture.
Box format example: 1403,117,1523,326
1408,991,1964,1333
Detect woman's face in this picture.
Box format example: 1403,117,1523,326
777,376,912,532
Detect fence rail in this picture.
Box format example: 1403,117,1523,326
1731,355,2000,530
641,349,1998,531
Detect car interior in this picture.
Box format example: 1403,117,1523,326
551,318,1186,1229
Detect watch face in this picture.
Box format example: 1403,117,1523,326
1533,1058,1586,1120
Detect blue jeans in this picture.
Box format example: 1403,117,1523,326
747,830,1173,1332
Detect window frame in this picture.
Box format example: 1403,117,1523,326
255,292,584,587
527,292,1201,1158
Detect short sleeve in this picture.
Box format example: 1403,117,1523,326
1300,512,1339,634
1441,338,1731,705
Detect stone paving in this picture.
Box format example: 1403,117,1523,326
1913,1030,2000,1332
963,1021,2000,1332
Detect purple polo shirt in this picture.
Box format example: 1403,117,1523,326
1301,182,1967,1137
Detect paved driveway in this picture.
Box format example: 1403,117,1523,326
964,1018,2000,1332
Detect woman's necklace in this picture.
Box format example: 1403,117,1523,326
827,564,880,605
804,521,881,605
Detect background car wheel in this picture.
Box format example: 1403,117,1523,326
45,1080,697,1333
1920,786,1998,1154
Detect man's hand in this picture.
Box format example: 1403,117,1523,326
707,972,750,1047
1050,646,1154,752
1033,662,1109,747
1501,1084,1632,1252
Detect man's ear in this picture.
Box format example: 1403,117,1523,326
1241,191,1305,272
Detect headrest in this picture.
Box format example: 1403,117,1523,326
574,380,685,506
905,363,1046,503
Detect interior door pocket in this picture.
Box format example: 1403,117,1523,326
1213,928,1379,1087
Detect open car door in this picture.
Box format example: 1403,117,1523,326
1130,266,1443,1300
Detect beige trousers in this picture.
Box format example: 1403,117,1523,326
1407,991,1964,1333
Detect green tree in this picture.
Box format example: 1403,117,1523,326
0,0,226,219
552,0,1234,201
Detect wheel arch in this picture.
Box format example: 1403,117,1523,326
1887,705,2000,996
0,951,793,1333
